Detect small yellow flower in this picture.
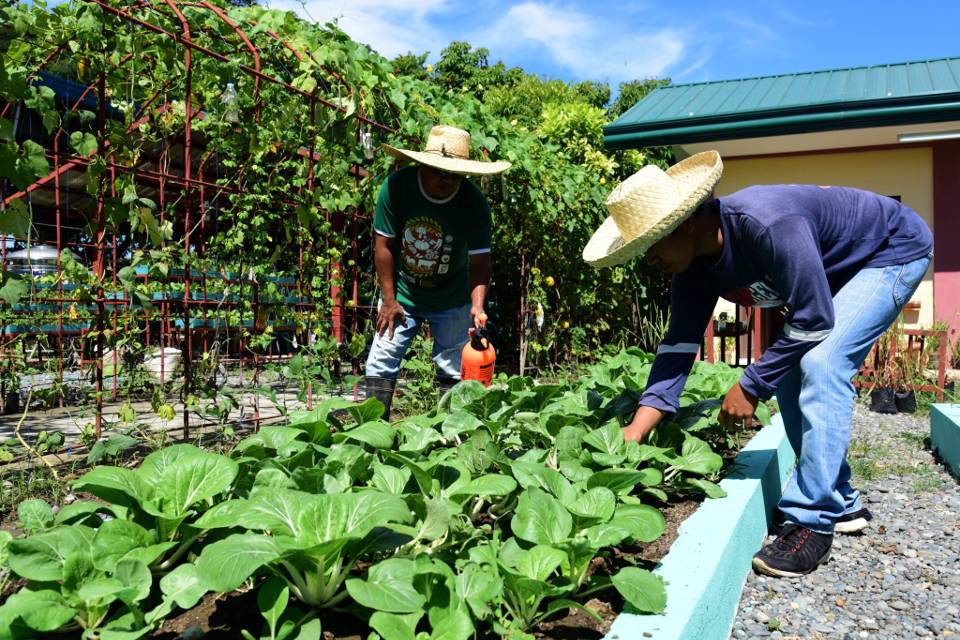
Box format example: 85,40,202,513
545,276,555,287
563,321,570,329
426,64,433,74
68,303,78,320
599,177,606,185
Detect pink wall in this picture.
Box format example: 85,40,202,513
933,141,960,350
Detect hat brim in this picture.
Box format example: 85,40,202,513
382,144,511,175
582,152,723,268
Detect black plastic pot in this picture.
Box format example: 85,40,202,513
894,390,917,414
869,387,898,414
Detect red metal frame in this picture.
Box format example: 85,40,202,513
0,0,394,437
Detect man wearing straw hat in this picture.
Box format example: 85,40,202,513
364,125,510,420
584,151,932,578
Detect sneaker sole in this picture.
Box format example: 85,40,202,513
752,550,831,578
835,517,870,534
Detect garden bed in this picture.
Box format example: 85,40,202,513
0,350,771,640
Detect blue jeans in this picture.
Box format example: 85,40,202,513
364,300,473,380
776,255,931,533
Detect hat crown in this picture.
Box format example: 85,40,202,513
606,165,681,243
424,125,471,160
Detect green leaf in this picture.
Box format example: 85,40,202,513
448,473,517,498
673,435,722,475
22,140,49,178
566,487,616,522
586,468,647,495
0,588,76,633
685,477,727,498
428,603,473,640
196,533,285,592
91,519,155,572
73,466,152,511
334,420,395,449
0,198,31,237
113,558,153,604
583,421,624,455
455,562,501,621
0,271,28,306
7,525,95,581
371,462,411,495
369,611,421,640
609,504,665,543
69,130,98,156
18,499,54,533
159,562,207,610
511,488,572,545
148,449,239,518
257,577,289,638
345,558,426,613
517,545,565,581
612,567,667,614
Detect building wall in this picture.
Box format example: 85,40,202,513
712,146,935,328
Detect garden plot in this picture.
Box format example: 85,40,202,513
0,349,769,639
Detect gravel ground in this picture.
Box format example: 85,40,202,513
731,404,960,639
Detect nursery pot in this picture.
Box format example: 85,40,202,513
869,387,898,414
894,390,917,414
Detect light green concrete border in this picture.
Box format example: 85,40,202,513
931,404,960,478
605,414,796,640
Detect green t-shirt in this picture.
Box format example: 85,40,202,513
373,167,492,313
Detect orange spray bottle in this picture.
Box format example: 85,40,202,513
461,313,496,387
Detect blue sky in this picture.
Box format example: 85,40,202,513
265,0,960,89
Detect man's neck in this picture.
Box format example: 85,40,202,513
693,208,724,259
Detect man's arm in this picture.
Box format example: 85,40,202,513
468,251,491,327
625,273,718,442
374,233,406,338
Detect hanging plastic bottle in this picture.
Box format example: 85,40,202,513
361,130,375,160
222,82,239,123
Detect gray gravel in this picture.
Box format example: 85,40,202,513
731,404,960,639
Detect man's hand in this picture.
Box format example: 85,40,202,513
718,382,758,430
471,307,487,329
376,299,407,339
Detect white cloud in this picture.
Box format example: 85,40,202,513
476,2,686,85
266,0,692,85
267,0,450,59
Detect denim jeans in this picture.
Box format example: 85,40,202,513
776,254,931,533
364,300,473,380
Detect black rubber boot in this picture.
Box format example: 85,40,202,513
365,376,396,421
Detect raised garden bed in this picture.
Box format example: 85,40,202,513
931,403,960,477
0,350,773,640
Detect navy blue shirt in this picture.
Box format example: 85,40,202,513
641,185,933,411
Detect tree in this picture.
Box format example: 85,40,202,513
432,41,522,96
391,51,430,81
609,78,671,119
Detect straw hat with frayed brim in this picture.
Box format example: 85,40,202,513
582,151,723,268
382,125,511,176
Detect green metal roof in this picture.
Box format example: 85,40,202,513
605,56,960,150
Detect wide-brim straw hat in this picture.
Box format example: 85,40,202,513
382,125,511,176
582,151,723,268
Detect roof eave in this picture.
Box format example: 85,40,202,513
604,100,960,150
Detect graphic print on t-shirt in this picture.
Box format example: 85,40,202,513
401,216,454,278
724,279,784,308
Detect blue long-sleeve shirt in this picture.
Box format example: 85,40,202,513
641,185,933,412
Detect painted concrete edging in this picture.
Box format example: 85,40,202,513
605,413,796,640
931,403,960,478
